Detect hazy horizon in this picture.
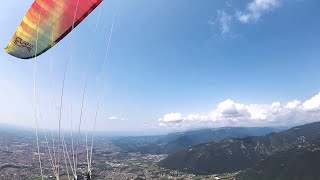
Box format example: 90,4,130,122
0,119,301,137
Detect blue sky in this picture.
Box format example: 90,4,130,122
0,0,320,133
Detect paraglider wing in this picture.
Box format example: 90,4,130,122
5,0,103,59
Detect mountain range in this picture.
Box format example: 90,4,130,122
159,121,320,175
112,127,282,154
236,136,320,180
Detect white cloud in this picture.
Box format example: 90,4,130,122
237,0,281,23
285,100,301,109
158,112,208,123
158,92,320,130
302,93,320,112
216,99,247,117
108,116,127,121
158,112,183,122
212,0,284,35
246,104,268,120
217,10,232,35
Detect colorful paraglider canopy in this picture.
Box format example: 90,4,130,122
5,0,103,59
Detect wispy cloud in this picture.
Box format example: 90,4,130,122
237,0,282,23
212,0,283,36
158,92,320,130
216,10,233,35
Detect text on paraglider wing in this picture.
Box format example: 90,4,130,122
14,37,34,52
